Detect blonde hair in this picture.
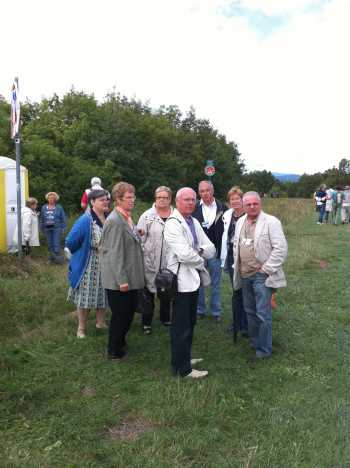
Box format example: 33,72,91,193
112,182,135,201
154,186,172,199
227,186,243,202
45,192,59,202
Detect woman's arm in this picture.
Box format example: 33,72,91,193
65,216,88,254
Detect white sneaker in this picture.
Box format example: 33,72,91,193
77,329,86,339
186,369,208,379
191,358,203,366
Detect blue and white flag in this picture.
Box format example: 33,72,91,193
11,77,20,139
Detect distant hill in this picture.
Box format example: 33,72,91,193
273,172,300,182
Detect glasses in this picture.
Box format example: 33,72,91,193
156,196,170,200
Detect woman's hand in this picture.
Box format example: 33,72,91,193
119,283,129,292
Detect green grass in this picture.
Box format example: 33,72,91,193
1,199,350,467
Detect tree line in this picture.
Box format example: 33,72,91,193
0,91,244,212
1,90,348,211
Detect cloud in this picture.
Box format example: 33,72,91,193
0,0,349,174
229,0,328,17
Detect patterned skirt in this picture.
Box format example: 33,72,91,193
67,249,107,309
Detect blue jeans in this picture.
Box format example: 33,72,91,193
241,272,273,358
44,227,62,256
318,205,326,223
197,257,222,317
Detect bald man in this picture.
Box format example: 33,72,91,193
164,188,215,379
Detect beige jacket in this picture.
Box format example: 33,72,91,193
233,211,288,290
164,209,216,293
137,205,174,293
100,210,145,291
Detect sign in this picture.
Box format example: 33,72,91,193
11,77,20,139
204,159,215,177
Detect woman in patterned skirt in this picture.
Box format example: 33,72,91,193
65,189,109,338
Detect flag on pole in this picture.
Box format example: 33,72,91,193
11,77,20,139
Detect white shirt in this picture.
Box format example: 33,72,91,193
200,199,217,229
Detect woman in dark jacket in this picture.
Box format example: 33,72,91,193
65,190,109,338
100,182,144,360
221,186,248,339
40,192,67,263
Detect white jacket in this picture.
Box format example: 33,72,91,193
164,209,216,292
137,204,174,293
12,207,40,247
233,211,287,290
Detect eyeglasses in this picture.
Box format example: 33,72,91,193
156,196,170,200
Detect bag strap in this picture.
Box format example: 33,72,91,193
159,217,182,273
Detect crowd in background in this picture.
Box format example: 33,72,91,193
314,184,350,225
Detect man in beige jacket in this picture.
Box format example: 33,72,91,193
233,192,287,362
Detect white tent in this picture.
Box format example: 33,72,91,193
0,156,28,253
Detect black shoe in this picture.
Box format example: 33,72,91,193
247,355,271,367
143,326,152,335
213,316,221,323
161,321,172,327
107,351,127,361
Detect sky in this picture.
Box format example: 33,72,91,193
1,0,349,175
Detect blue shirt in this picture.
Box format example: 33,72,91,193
184,216,198,248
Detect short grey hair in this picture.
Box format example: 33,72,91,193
242,191,261,202
91,177,101,186
198,180,214,192
176,187,196,201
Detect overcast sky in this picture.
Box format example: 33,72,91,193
1,0,349,174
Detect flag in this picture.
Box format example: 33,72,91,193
11,77,20,139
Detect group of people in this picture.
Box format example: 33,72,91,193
314,184,350,225
64,178,288,379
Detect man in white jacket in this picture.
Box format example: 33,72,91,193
164,188,216,379
233,192,287,362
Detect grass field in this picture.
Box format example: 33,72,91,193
1,198,350,467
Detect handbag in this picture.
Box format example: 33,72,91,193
154,226,180,301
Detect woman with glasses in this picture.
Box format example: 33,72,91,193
65,189,109,338
137,186,174,334
100,182,144,360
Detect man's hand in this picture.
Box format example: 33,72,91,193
119,283,129,292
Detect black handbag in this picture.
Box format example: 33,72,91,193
154,227,180,301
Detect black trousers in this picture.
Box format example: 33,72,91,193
171,290,199,377
107,289,138,358
142,288,171,327
227,250,248,333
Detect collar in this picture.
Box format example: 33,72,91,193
116,206,134,228
90,208,103,228
200,198,216,208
